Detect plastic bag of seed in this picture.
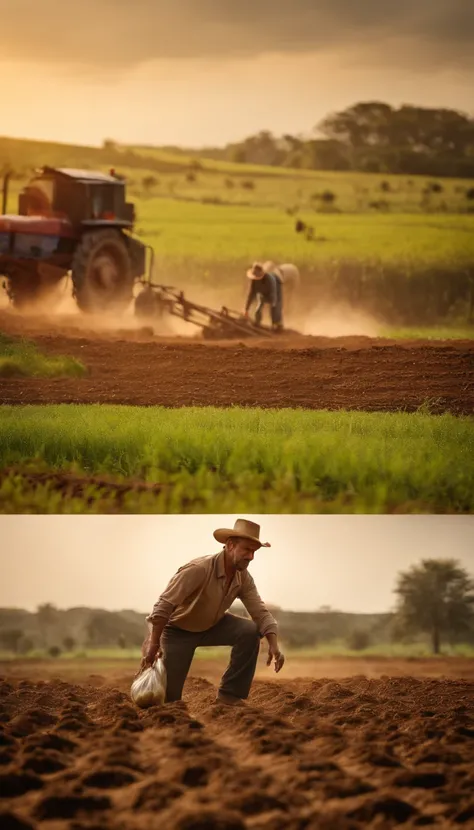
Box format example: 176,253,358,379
130,658,167,708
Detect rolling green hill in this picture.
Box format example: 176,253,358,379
1,134,474,325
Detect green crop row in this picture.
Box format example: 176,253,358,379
1,405,473,514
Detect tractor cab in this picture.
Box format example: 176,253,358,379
1,166,147,312
0,167,137,255
16,167,136,228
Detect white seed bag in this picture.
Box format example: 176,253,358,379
130,658,167,708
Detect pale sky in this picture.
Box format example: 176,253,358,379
0,0,472,147
1,516,473,615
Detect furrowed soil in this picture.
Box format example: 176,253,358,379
0,311,473,414
1,658,474,829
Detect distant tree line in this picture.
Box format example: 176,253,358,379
205,102,474,178
0,559,473,657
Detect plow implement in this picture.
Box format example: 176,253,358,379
134,282,297,339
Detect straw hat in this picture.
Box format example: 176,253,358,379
214,519,270,548
246,262,265,280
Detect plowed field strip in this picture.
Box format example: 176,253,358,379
1,330,473,413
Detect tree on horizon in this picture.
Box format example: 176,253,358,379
394,559,474,654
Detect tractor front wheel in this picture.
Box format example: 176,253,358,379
71,229,134,314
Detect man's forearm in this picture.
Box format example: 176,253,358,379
245,285,256,311
149,618,167,648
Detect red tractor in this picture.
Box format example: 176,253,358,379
0,166,150,312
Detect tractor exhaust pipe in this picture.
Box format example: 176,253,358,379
2,170,11,215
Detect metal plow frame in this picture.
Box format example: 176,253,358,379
135,281,277,339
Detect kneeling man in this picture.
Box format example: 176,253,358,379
142,519,285,706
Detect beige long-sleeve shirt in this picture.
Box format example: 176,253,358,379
147,550,278,637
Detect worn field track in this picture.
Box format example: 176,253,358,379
1,668,474,829
1,311,473,413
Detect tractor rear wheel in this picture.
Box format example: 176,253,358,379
71,229,134,314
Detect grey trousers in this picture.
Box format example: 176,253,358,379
161,613,261,702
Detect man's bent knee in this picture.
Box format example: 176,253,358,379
237,619,260,642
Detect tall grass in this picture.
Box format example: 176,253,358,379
137,203,474,323
0,405,473,513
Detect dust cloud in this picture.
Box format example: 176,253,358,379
290,303,382,338
1,272,384,341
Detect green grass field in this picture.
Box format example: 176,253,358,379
134,201,474,267
0,333,86,378
1,405,473,513
1,643,473,662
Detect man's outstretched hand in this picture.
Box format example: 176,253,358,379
266,642,285,673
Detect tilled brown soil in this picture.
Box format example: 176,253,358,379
1,669,474,829
1,311,473,413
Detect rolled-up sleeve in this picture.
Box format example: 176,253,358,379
238,574,278,636
146,564,206,625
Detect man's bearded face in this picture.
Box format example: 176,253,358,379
227,538,260,570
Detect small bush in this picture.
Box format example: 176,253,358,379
320,190,336,204
466,188,474,200
48,646,61,658
142,175,159,192
380,181,391,193
241,179,255,190
347,630,371,651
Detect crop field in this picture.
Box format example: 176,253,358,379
0,404,473,513
0,135,473,514
2,135,474,325
1,656,474,830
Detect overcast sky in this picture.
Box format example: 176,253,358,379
1,516,473,615
0,0,472,146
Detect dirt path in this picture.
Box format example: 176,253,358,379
1,311,473,413
1,663,474,829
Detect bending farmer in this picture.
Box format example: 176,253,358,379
244,262,283,329
142,519,285,706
